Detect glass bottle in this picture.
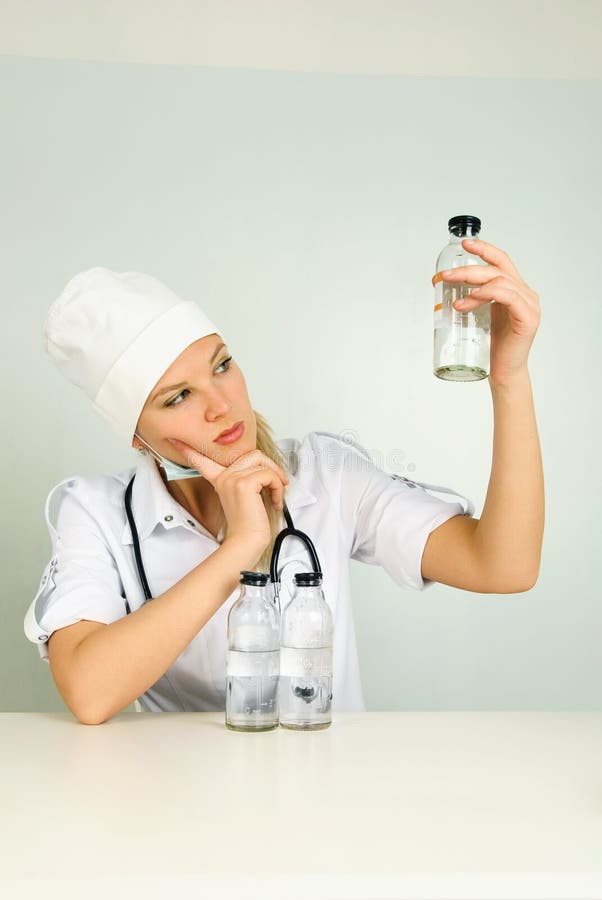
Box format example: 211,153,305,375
278,571,333,731
225,570,280,732
433,214,490,381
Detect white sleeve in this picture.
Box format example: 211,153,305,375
23,478,127,663
315,432,475,592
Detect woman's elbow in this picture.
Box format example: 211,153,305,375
72,700,109,725
489,567,540,594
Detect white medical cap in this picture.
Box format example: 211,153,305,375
45,266,226,441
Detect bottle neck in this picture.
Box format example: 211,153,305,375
294,584,323,597
450,226,480,243
240,584,268,600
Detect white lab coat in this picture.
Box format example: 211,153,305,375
24,430,475,712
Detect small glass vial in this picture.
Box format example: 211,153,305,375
225,570,280,732
433,214,490,381
278,571,333,731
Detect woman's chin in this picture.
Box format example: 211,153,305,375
219,444,248,465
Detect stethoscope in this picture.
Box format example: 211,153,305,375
123,472,322,615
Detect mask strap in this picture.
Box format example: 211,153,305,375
133,432,163,466
134,431,199,477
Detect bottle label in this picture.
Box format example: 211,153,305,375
280,646,332,678
227,648,279,678
433,272,445,329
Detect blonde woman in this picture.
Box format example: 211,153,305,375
25,246,543,724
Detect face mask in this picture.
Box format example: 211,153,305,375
134,433,203,481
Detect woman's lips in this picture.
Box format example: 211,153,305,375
214,421,245,444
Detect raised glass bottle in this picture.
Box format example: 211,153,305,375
278,571,333,731
225,570,280,732
433,214,490,381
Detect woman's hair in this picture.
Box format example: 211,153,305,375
213,408,291,573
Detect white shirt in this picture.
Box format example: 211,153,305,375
24,430,475,712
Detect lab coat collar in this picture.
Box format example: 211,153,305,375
119,438,316,546
120,451,185,545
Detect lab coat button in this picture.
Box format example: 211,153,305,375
164,515,173,522
186,519,196,527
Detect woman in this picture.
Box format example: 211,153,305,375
24,242,544,724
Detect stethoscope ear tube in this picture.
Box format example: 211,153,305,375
269,503,322,613
125,476,322,616
125,474,153,602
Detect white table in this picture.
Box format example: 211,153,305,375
1,711,601,899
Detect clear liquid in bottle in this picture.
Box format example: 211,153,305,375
278,571,333,730
433,214,490,381
226,570,280,732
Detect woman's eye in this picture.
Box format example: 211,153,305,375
164,357,233,408
165,389,190,408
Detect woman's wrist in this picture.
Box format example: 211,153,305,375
218,535,266,571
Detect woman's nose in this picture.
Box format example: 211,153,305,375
205,393,232,419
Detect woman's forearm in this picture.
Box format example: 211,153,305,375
474,369,545,589
69,539,258,724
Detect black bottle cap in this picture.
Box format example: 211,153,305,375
294,571,323,586
448,215,481,237
239,570,269,586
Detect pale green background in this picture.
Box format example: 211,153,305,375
1,54,600,711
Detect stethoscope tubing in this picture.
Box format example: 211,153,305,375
124,473,322,613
